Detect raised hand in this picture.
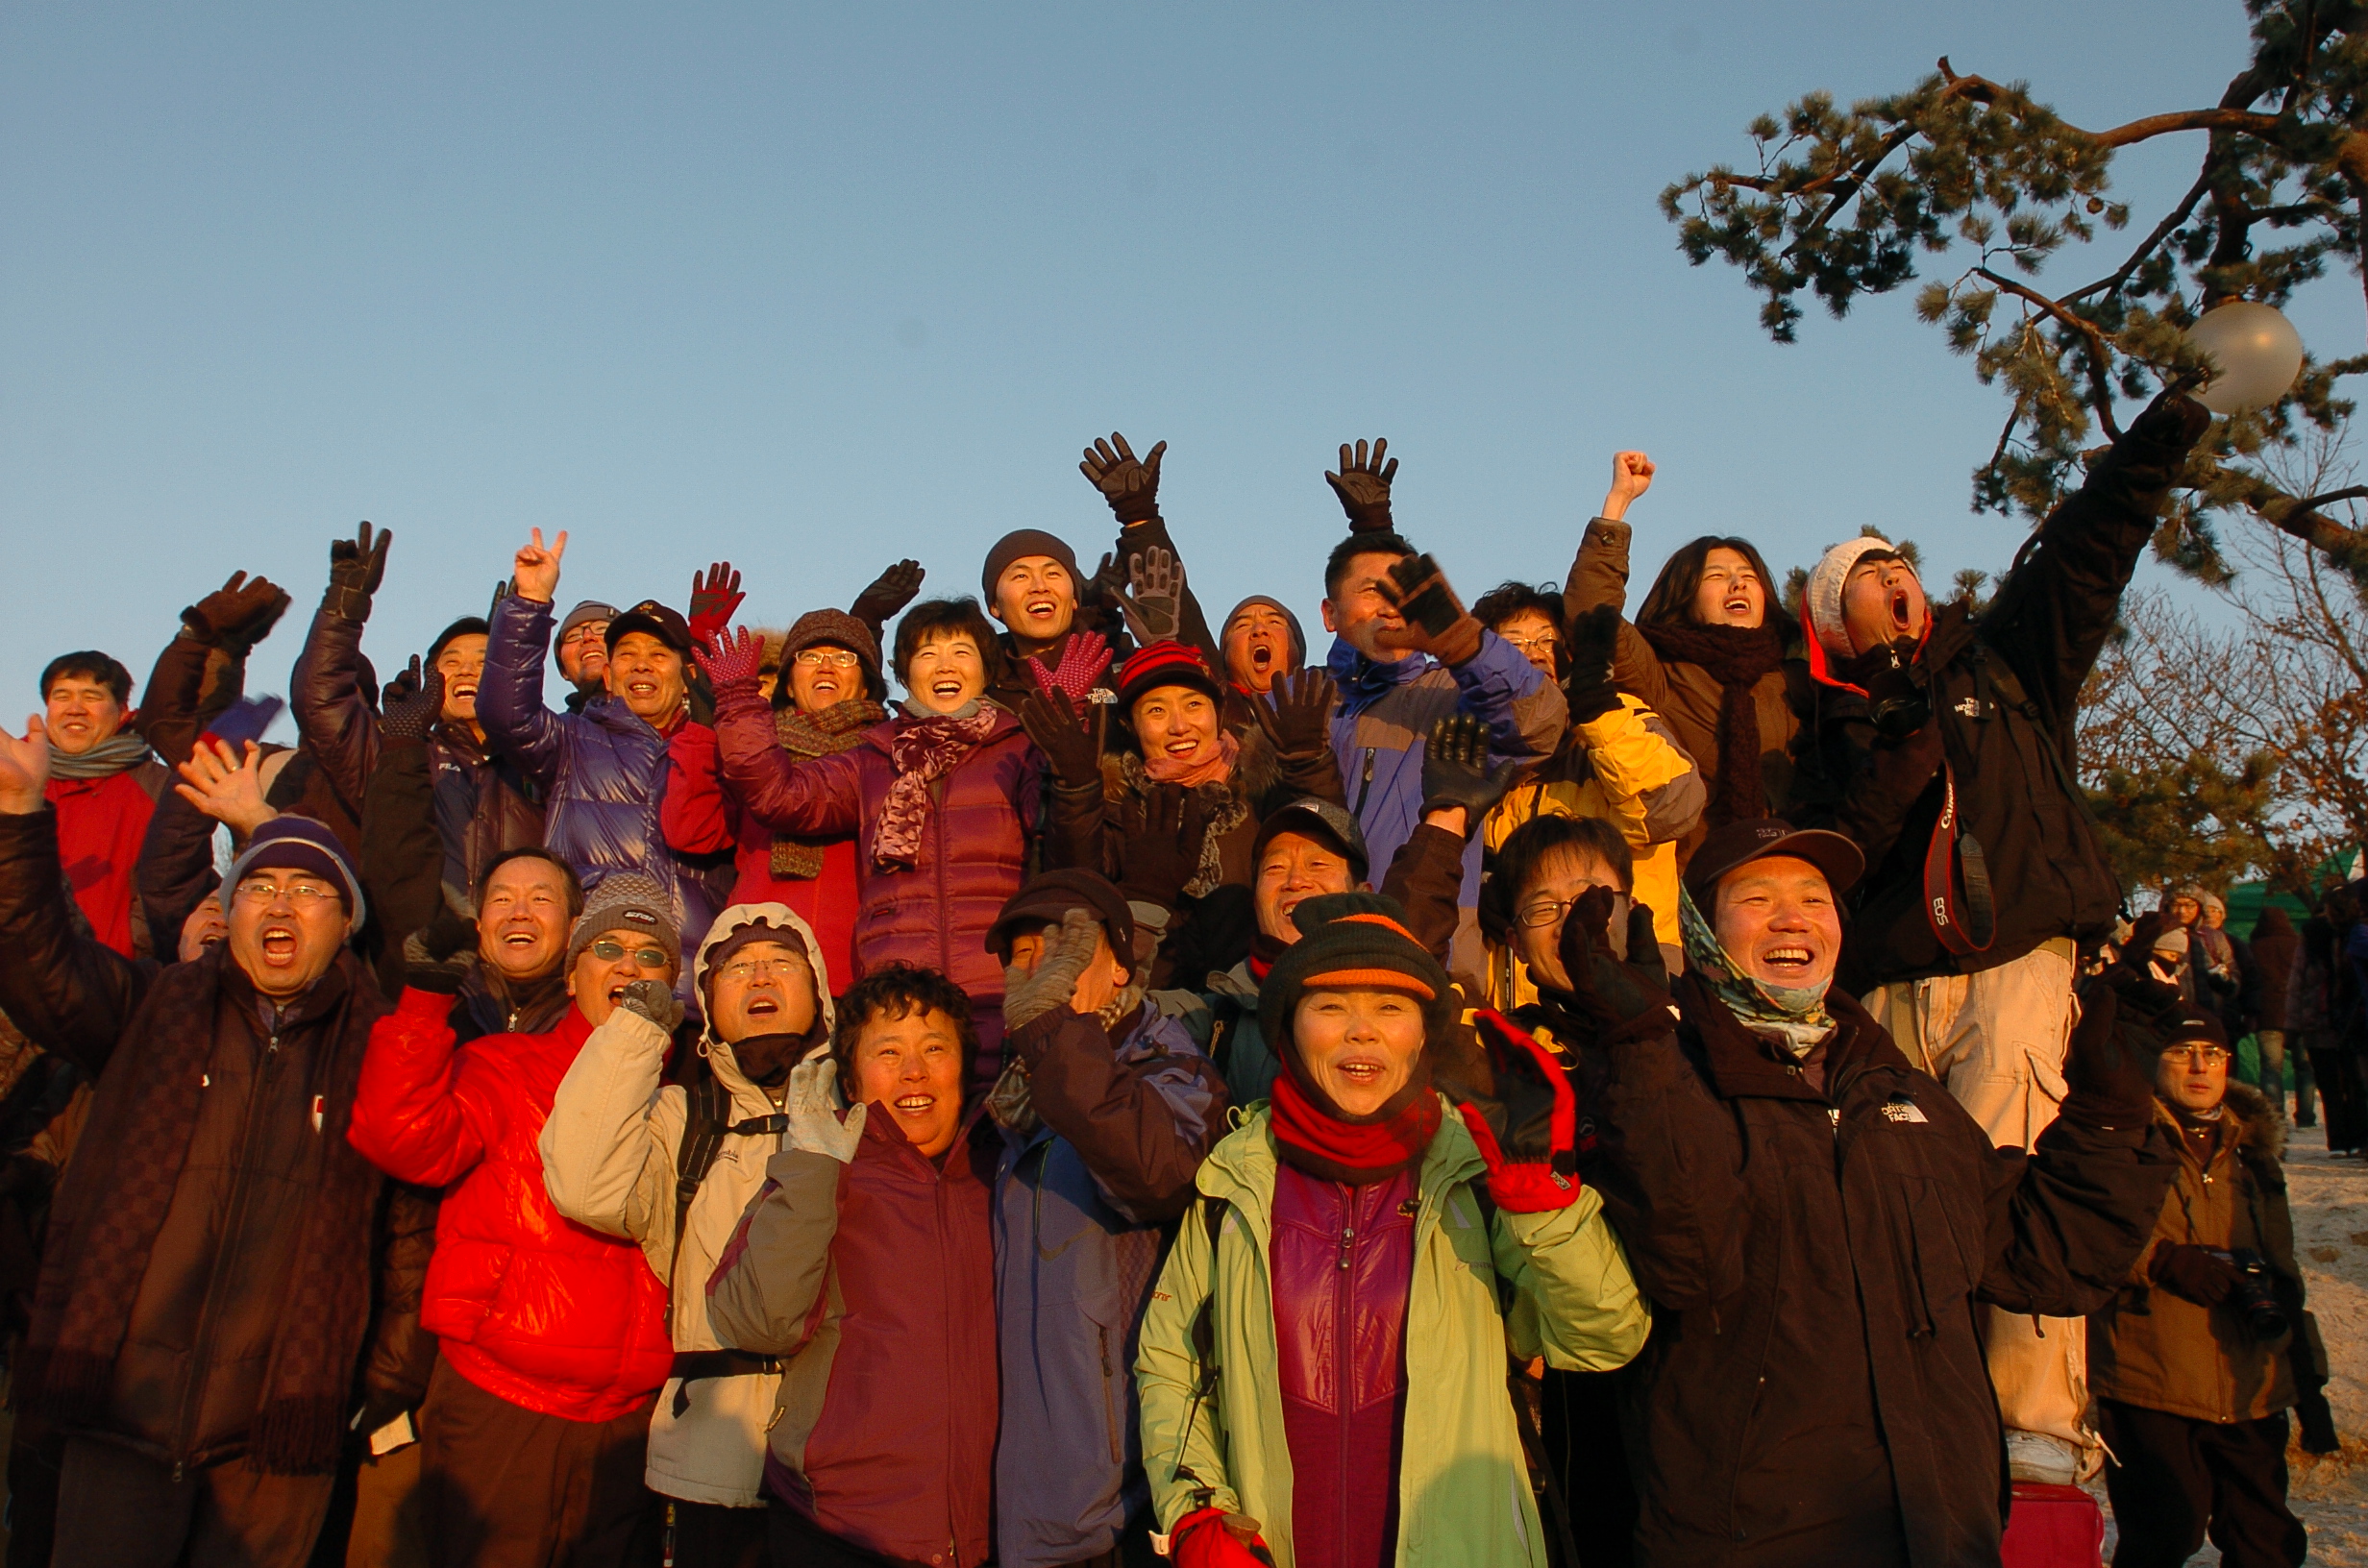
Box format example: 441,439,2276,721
510,528,567,604
1119,547,1186,644
1080,432,1168,525
1119,787,1208,913
1600,451,1656,521
1017,690,1102,792
1554,885,1675,1041
174,739,277,836
1003,907,1105,1033
327,523,393,622
403,907,480,994
0,718,53,816
1452,1016,1583,1212
786,1053,865,1162
1564,603,1621,721
694,626,764,691
380,658,446,744
617,977,687,1035
1324,437,1398,533
1419,715,1517,831
850,559,925,630
688,562,746,649
1248,668,1338,759
1372,553,1483,666
184,572,293,656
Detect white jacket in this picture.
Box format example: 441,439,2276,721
540,902,835,1507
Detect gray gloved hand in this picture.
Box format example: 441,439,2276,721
617,979,685,1035
785,1052,865,1163
1002,908,1103,1034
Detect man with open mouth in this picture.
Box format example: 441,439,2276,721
0,711,387,1568
1798,389,2214,1490
351,874,683,1568
1552,817,2179,1566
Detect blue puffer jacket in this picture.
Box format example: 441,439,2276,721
993,1004,1225,1568
1326,629,1567,909
479,595,725,961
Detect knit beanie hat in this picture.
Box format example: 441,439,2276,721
555,600,618,667
565,873,682,971
1222,595,1307,668
1114,641,1224,713
221,815,367,925
1803,535,1911,658
980,529,1081,603
781,609,882,680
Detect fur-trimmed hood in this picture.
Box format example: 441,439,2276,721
2155,1079,2284,1164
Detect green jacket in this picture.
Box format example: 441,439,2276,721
1136,1100,1649,1568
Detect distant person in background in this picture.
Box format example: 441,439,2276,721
2250,907,2300,1117
37,651,164,959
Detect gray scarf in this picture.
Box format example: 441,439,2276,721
47,733,153,782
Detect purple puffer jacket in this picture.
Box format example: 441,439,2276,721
709,682,1040,1003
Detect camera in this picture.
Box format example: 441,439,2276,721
1863,644,1931,743
2210,1248,2289,1340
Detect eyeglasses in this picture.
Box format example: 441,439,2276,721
589,940,671,968
1499,632,1561,654
559,623,609,646
2161,1045,2232,1066
793,649,862,670
717,956,806,983
233,878,339,905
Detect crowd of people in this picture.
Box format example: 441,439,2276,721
0,394,2335,1568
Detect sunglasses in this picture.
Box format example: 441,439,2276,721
590,940,670,968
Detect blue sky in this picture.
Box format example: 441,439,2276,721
3,1,2337,715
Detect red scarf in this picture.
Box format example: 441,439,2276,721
1270,1070,1440,1187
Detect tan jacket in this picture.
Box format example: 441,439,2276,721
2087,1084,2302,1424
539,902,835,1507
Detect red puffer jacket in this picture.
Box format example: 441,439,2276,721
709,690,1039,1001
349,987,674,1422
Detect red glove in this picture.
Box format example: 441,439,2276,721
695,626,763,693
688,561,746,650
1026,628,1111,712
1169,1507,1275,1568
1454,1012,1584,1212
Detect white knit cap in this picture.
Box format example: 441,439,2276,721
1804,535,1911,658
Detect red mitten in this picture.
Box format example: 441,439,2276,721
1169,1507,1276,1568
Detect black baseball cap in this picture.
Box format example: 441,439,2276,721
1682,818,1864,906
1252,797,1371,884
605,600,696,657
986,869,1136,968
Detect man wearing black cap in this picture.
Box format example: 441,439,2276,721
1541,817,2179,1567
0,714,387,1568
479,529,728,980
983,870,1226,1568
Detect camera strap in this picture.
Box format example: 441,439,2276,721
1922,765,1996,958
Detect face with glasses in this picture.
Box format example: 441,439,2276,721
556,620,610,687
1511,847,1629,992
567,925,680,1027
2157,1038,2231,1115
787,643,865,717
706,939,818,1047
1492,609,1563,679
226,868,353,999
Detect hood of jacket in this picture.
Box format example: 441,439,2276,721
1324,635,1428,714
693,901,837,1107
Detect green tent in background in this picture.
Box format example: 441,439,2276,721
2224,847,2364,933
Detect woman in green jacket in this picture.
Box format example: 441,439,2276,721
1136,892,1647,1568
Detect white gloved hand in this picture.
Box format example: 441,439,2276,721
783,1052,865,1164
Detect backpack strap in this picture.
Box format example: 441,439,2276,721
673,1071,733,1260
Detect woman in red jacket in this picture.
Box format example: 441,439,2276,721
349,876,679,1568
697,600,1044,1091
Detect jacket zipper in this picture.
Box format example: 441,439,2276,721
1335,1182,1358,1548
1350,747,1378,819
173,1017,285,1481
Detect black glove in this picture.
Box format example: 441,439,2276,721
1120,787,1206,912
404,907,479,995
1018,690,1103,793
1374,553,1483,667
1563,604,1620,723
2149,1241,2240,1306
380,659,445,744
618,979,686,1035
1325,438,1397,533
1554,886,1675,1042
850,559,925,632
1247,669,1337,759
2059,982,2159,1130
1080,433,1167,526
183,572,293,657
1420,715,1516,825
326,523,392,623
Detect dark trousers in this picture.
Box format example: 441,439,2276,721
1540,1367,1638,1568
48,1434,335,1568
2306,1038,2367,1150
2098,1400,2306,1568
766,1500,919,1567
416,1359,658,1568
673,1499,768,1568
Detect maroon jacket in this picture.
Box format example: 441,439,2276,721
709,687,1040,1001
1271,1162,1418,1568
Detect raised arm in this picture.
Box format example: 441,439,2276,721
539,1004,678,1255
1080,432,1221,668
347,987,503,1188
701,633,865,838
1563,453,1674,713
477,532,570,789
289,524,394,818
706,1145,846,1356
1008,1010,1225,1224
0,769,152,1072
